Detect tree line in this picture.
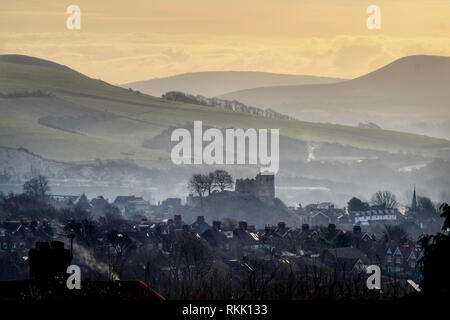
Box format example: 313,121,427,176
162,91,294,120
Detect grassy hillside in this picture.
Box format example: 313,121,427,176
1,55,450,164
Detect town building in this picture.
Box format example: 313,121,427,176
235,173,275,202
353,208,400,226
113,195,150,217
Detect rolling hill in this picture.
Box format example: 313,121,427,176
0,54,450,167
219,55,450,133
122,71,344,98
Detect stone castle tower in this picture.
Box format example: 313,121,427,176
235,173,275,201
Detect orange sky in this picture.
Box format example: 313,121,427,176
1,0,449,83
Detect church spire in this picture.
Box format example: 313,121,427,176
411,185,417,212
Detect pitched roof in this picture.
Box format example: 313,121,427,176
191,221,211,235
114,196,143,204
321,247,371,265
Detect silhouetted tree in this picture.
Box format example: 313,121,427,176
212,170,234,191
371,190,398,209
418,203,450,298
417,196,438,219
188,174,211,206
64,219,99,247
205,172,215,195
23,175,50,200
0,192,57,219
347,197,369,212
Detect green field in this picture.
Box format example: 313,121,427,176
1,54,450,164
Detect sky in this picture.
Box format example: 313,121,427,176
1,0,450,83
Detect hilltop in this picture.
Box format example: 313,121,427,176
180,191,301,228
1,54,449,165
122,71,344,98
220,55,450,137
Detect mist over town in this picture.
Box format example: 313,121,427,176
1,0,450,311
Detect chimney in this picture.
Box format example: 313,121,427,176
328,223,336,231
353,225,362,234
278,222,286,229
302,224,309,231
196,216,205,224
265,224,271,234
212,220,221,231
238,221,248,231
28,241,72,283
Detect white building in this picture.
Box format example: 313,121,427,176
354,209,399,226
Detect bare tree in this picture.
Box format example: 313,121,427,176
212,170,234,191
205,172,215,195
371,190,398,209
188,174,210,206
23,175,50,200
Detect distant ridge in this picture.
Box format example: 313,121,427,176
122,71,345,98
219,55,450,129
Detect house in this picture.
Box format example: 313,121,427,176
223,221,260,257
234,221,260,246
90,196,110,217
113,196,150,217
337,213,354,230
354,208,400,226
319,224,343,243
0,221,25,252
48,194,78,210
0,220,55,253
200,221,228,247
161,198,182,213
191,216,210,235
320,247,371,272
172,215,184,229
309,212,331,226
274,222,289,237
74,193,92,212
384,243,423,275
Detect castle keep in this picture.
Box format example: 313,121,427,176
235,173,275,201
